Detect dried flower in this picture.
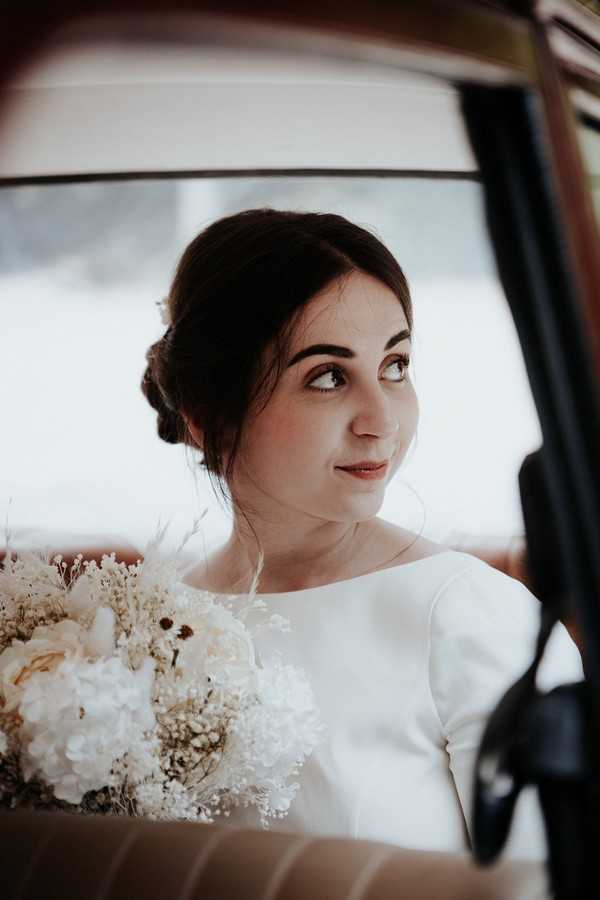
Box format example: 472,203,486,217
155,297,171,327
0,516,324,825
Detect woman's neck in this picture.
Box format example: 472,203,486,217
206,519,378,594
237,520,368,590
184,519,439,595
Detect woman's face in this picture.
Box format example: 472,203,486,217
230,269,418,523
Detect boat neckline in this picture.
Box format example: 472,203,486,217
179,549,467,599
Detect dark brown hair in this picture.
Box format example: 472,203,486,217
141,207,412,514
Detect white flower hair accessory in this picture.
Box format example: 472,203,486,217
155,297,172,328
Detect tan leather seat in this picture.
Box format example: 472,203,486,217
0,810,549,900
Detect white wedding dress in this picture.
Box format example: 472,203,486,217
182,549,583,860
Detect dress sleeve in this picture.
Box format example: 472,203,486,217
428,559,584,861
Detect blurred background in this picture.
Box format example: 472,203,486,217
0,39,552,558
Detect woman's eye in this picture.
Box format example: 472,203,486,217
306,355,410,393
307,367,345,393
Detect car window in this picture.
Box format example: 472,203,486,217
0,42,542,556
0,173,541,554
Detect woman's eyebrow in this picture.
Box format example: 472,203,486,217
286,329,411,368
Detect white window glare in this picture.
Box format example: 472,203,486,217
0,176,539,555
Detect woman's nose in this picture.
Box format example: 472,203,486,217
353,419,400,440
351,391,400,439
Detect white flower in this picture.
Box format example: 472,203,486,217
84,607,116,658
19,655,156,805
64,573,99,619
0,518,324,825
0,607,117,714
155,297,171,327
0,620,86,712
241,658,325,775
192,654,325,819
175,604,256,687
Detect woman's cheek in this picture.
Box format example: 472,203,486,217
273,406,330,460
277,416,318,456
251,405,298,452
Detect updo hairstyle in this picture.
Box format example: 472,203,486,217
141,207,413,510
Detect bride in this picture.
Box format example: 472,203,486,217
141,207,583,859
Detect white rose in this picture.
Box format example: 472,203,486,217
0,620,85,713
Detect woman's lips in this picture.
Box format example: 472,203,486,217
336,462,388,480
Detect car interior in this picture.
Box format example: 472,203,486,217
1,1,599,898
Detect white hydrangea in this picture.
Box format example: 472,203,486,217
195,653,325,820
18,655,156,805
241,656,325,775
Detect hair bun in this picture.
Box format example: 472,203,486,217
140,343,181,445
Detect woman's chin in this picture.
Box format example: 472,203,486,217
328,493,386,519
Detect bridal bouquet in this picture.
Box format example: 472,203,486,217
0,518,324,826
